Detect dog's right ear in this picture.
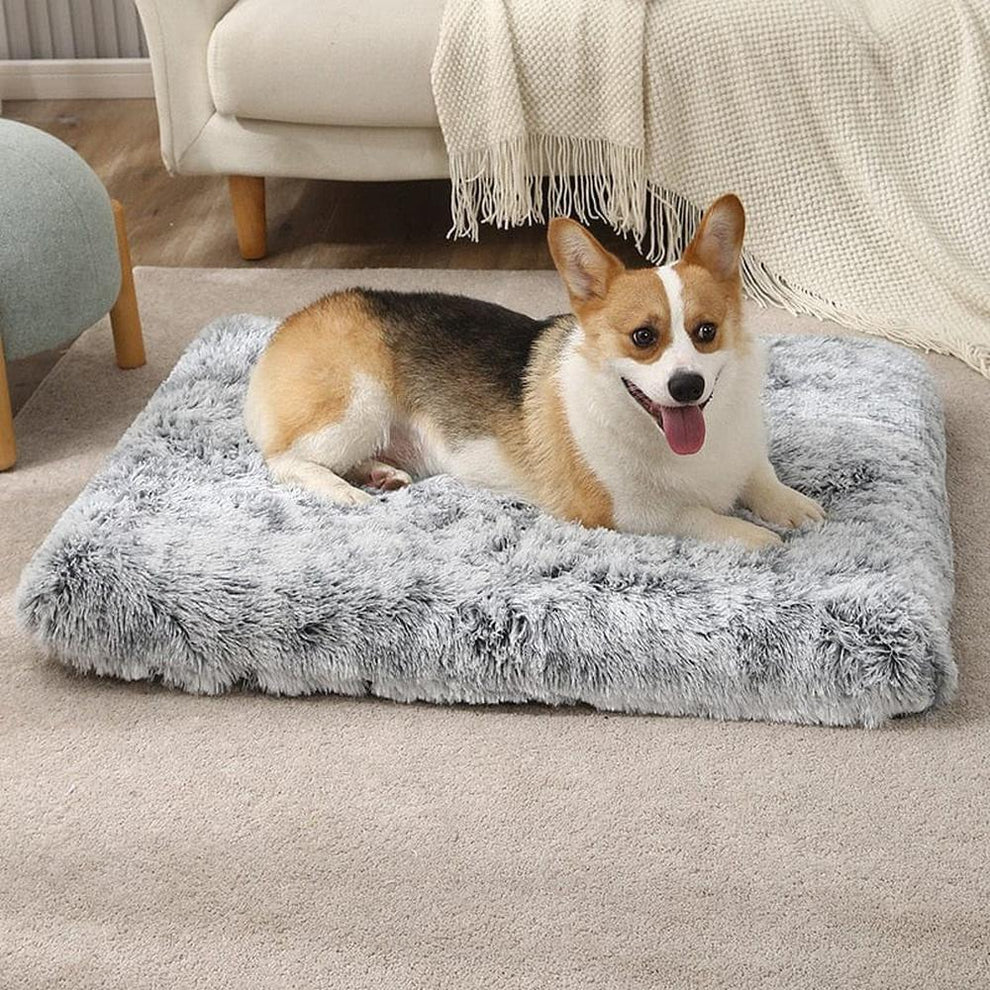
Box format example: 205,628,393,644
548,218,625,306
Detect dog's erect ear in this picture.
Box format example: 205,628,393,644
681,194,745,281
548,218,625,305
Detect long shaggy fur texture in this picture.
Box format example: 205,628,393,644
17,314,955,727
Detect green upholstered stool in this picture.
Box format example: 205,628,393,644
0,119,145,470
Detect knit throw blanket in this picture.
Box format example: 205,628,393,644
432,0,990,378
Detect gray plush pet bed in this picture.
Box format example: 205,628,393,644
17,315,955,727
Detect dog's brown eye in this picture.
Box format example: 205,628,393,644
695,322,717,343
631,326,656,348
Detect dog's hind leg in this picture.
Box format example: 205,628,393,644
244,289,404,506
259,373,394,506
268,453,372,505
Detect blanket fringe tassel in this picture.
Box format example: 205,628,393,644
447,136,989,379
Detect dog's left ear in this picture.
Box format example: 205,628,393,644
681,194,745,281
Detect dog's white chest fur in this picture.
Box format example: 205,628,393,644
558,331,766,534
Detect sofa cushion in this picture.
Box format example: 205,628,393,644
207,0,444,128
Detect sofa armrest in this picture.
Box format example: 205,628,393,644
135,0,240,173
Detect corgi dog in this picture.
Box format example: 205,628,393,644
245,194,824,547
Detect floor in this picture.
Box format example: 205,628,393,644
4,98,640,416
4,265,987,990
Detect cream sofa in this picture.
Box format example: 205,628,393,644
135,0,449,259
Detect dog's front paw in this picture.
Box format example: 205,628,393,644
676,509,784,549
753,484,825,530
734,521,784,550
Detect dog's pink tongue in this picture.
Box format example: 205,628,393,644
661,405,706,455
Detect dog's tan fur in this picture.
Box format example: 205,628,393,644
247,291,395,457
516,326,615,527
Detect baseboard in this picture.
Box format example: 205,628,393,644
0,58,153,101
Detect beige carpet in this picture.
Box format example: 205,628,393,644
2,267,988,990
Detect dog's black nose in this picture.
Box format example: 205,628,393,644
668,371,705,404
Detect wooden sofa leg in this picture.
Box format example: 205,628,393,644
228,175,267,260
0,343,16,471
109,200,147,370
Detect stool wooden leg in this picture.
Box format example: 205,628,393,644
0,344,16,471
228,175,267,260
109,200,147,370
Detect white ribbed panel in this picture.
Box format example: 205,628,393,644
0,0,147,59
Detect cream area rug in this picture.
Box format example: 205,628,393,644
2,267,989,989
